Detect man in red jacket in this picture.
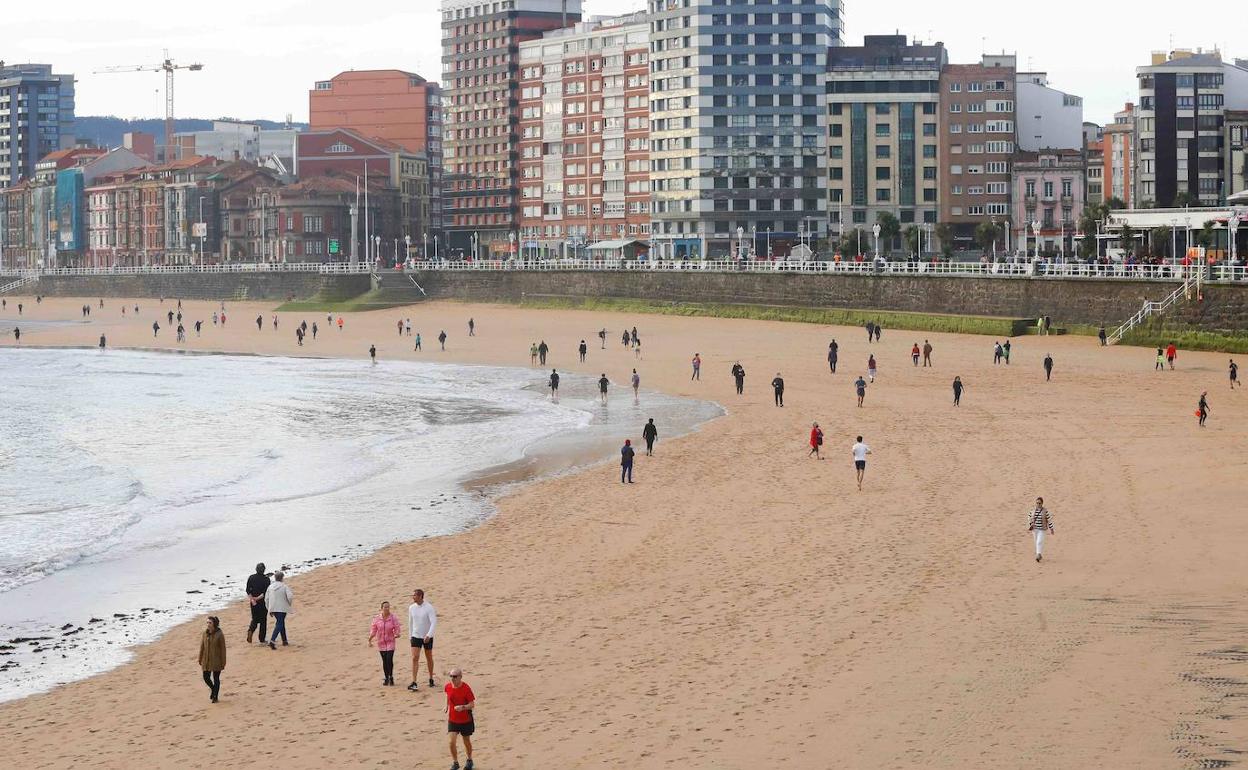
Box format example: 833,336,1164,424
445,668,476,770
1166,343,1177,370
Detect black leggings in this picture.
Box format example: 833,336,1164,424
379,650,395,680
203,670,221,699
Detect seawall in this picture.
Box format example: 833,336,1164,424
26,273,371,303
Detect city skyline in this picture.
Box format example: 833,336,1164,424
6,0,1235,128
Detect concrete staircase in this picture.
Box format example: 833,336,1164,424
362,272,429,308
1107,270,1202,345
0,275,39,295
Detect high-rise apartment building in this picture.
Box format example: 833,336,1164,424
1135,49,1248,207
1226,109,1248,200
938,55,1017,251
647,0,841,259
441,0,581,258
1102,103,1135,206
517,13,650,258
310,70,443,240
0,63,75,188
826,35,945,249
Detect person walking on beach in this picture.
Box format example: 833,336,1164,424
296,327,304,346
1027,497,1054,562
370,344,377,364
530,343,538,366
732,362,746,394
414,332,422,351
468,318,475,337
772,373,785,407
176,324,185,343
993,342,1003,365
598,373,610,404
195,320,202,337
620,439,635,483
911,343,921,367
1043,353,1054,381
631,327,639,348
406,319,412,336
1154,347,1165,371
445,668,476,770
311,322,317,340
407,589,438,690
397,319,404,337
438,331,447,351
1198,392,1210,427
867,354,877,383
691,353,702,381
642,418,658,456
99,334,106,350
549,369,560,400
198,616,227,703
952,376,964,406
337,316,344,331
828,340,838,374
368,601,402,687
245,563,270,645
213,311,218,326
809,422,824,459
167,310,174,326
634,337,642,359
1166,342,1177,370
579,340,588,363
874,322,882,342
631,369,640,400
599,328,607,349
1231,359,1240,390
272,314,279,330
152,321,160,338
1098,325,1107,346
538,340,549,365
852,436,871,491
256,315,263,331
264,571,293,650
865,321,874,342
1003,340,1012,365
622,329,631,348
12,327,18,343
855,375,867,407
922,340,933,367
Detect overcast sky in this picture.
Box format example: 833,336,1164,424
6,0,1234,129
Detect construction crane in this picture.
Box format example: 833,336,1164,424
95,50,204,161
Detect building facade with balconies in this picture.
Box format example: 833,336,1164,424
0,63,75,189
1011,149,1085,257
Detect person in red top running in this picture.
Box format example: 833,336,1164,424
911,343,920,366
1165,342,1177,370
445,668,476,770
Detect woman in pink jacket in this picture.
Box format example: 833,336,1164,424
367,601,403,687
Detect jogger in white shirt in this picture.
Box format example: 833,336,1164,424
851,436,871,491
407,589,438,691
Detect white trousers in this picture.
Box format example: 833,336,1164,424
1033,529,1045,556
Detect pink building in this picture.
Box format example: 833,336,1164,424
1011,149,1085,257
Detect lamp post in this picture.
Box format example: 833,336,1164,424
766,227,772,258
404,234,411,267
374,235,381,265
197,195,206,265
472,231,479,261
1184,215,1192,260
1171,217,1178,263
1230,214,1240,267
1004,219,1010,256
422,232,428,261
1032,220,1041,260
434,235,439,260
991,216,998,261
750,226,756,260
509,231,516,262
736,226,745,259
871,223,881,259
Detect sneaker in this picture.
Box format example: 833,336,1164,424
450,763,460,770
268,642,276,650
407,682,419,691
429,677,436,688
464,760,474,770
1035,554,1042,562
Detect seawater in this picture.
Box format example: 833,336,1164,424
0,348,721,701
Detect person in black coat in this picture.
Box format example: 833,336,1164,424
245,563,271,645
620,440,635,483
642,419,658,456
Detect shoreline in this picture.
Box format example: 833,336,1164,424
2,296,1247,768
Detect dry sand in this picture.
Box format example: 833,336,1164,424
1,294,1246,769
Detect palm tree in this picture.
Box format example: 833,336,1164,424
974,221,1001,256
1196,220,1217,249
875,212,901,256
903,225,920,257
935,223,954,259
1154,225,1173,258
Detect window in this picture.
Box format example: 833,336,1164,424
830,146,843,159
948,82,962,93
922,145,936,159
949,103,962,113
875,167,891,180
923,123,936,137
1043,181,1054,198
875,145,891,159
1061,179,1072,197
949,124,962,133
304,215,323,233
874,124,890,137
876,189,891,201
968,82,983,92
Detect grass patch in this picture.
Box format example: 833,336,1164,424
276,290,412,313
518,295,1033,337
1052,321,1248,353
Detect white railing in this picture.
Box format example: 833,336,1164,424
1,259,1245,283
0,275,39,294
1107,269,1203,345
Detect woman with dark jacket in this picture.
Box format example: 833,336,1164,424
198,616,227,703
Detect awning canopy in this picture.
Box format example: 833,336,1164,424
1229,190,1248,205
587,238,649,251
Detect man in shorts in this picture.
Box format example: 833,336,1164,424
407,589,437,690
445,668,476,770
852,435,871,490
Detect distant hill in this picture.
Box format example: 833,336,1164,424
74,116,309,149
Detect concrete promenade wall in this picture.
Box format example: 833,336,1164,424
28,273,370,303
414,270,1248,330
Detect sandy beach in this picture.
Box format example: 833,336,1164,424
1,294,1246,769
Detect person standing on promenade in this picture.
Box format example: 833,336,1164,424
370,345,377,364
264,571,293,650
367,601,402,686
631,369,640,401
952,376,964,406
1166,342,1177,370
1003,340,1012,365
1198,392,1210,427
438,331,447,351
1155,347,1166,371
549,369,560,400
642,418,658,456
445,668,476,770
855,375,867,407
599,328,607,348
245,563,270,645
691,353,702,381
828,340,838,373
578,340,588,363
598,373,610,404
1098,325,1107,346
732,362,746,394
852,436,871,491
994,342,1003,365
1043,353,1054,381
468,318,475,337
772,373,785,407
911,343,921,367
1231,360,1240,390
620,439,635,483
198,616,227,704
407,589,438,690
809,422,824,459
538,340,549,365
1027,497,1054,562
923,340,933,367
867,354,877,383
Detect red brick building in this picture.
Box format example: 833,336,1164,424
516,14,650,259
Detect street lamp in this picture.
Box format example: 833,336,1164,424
422,232,427,260
991,216,998,261
404,234,411,266
1003,219,1010,256
434,235,440,260
736,226,745,260
1032,220,1041,260
509,232,516,262
766,227,772,258
374,235,381,265
197,195,206,265
871,223,881,259
472,231,479,261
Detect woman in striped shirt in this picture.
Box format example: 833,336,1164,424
1028,498,1054,563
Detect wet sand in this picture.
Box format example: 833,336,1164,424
1,295,1247,769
